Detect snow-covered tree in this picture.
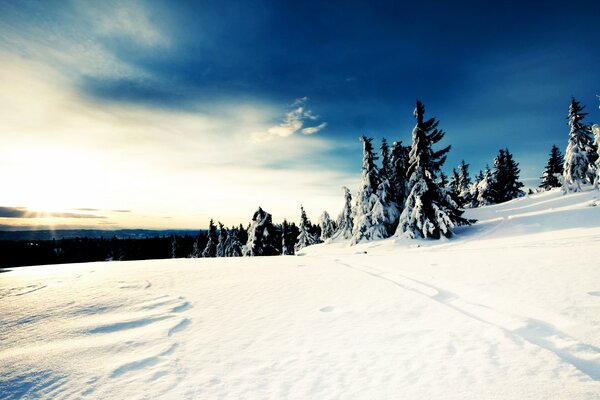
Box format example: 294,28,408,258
295,205,319,251
215,222,228,257
243,207,278,256
171,234,178,259
202,219,218,258
593,124,600,188
224,228,243,257
456,160,472,207
332,186,353,240
490,148,524,203
473,165,495,206
351,136,388,244
190,234,202,258
377,138,401,233
281,219,296,255
563,98,596,191
390,140,410,205
395,101,470,239
539,145,564,190
318,211,335,241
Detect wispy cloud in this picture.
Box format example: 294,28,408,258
265,97,327,138
0,207,104,219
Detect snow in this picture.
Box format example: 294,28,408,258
1,189,600,399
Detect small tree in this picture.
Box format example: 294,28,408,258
243,207,278,256
295,205,319,252
490,148,524,203
202,219,218,258
215,222,228,257
390,140,410,206
456,160,472,207
171,234,178,259
332,186,353,240
318,211,335,241
395,101,470,239
539,145,564,190
224,228,243,257
593,124,600,188
473,166,495,206
563,98,596,191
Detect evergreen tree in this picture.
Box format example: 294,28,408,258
456,160,472,207
377,138,401,233
390,140,410,205
439,171,449,188
295,205,318,251
332,186,353,240
223,228,243,257
237,223,248,246
281,219,295,255
490,148,524,203
190,234,201,258
171,234,178,259
318,211,335,241
395,101,469,239
473,165,495,206
563,98,596,191
202,219,218,258
540,145,564,190
351,136,388,244
215,222,228,257
593,124,600,188
449,168,460,195
243,207,278,256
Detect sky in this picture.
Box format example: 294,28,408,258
0,0,599,230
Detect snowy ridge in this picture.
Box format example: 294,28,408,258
1,189,600,399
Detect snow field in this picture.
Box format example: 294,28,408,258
1,188,599,399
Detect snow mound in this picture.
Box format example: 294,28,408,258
1,189,600,399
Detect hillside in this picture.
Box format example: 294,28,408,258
1,188,599,399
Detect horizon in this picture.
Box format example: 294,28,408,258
1,0,599,230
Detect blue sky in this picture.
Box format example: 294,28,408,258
0,0,599,228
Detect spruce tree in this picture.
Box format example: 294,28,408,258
490,148,524,203
473,165,495,206
395,100,469,239
243,207,278,256
539,145,564,190
563,98,596,191
202,219,218,258
171,234,178,259
593,124,600,188
224,228,243,257
390,140,410,205
190,233,202,258
318,211,335,241
332,186,353,240
351,136,390,244
215,222,228,257
377,138,401,233
281,219,295,255
456,160,472,207
295,205,318,251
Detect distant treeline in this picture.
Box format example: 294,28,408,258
0,235,199,268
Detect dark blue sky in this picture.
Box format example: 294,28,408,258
1,0,599,227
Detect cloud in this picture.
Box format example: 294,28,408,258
0,207,104,219
265,97,327,138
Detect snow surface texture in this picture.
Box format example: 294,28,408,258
1,189,600,399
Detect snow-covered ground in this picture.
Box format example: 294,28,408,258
1,188,600,399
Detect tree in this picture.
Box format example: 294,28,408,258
190,233,202,258
390,140,410,205
215,222,228,257
202,219,218,258
593,124,600,188
332,186,353,240
456,160,472,207
539,145,564,190
243,207,278,256
224,227,243,257
318,211,335,241
473,165,495,206
171,234,178,259
351,136,391,244
281,219,295,255
377,138,401,233
295,205,319,251
490,148,524,203
395,100,470,239
563,98,596,191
